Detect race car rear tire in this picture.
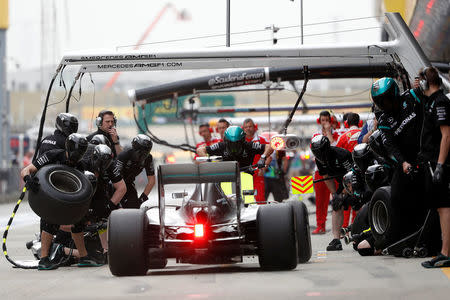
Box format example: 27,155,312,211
257,203,297,270
287,200,312,263
369,186,396,246
108,209,148,276
28,164,92,225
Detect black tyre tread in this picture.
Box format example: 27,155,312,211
287,200,312,263
108,209,148,276
257,203,297,270
28,164,92,225
369,186,396,246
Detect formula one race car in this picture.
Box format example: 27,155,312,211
108,160,312,276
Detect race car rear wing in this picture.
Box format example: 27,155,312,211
158,162,239,185
157,161,242,240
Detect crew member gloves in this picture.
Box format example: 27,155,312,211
139,193,148,204
24,175,40,193
433,163,444,185
257,155,266,168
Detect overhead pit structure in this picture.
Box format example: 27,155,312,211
33,13,449,154
53,13,448,108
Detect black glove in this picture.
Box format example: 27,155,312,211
106,200,121,215
138,193,148,204
331,193,344,211
257,156,266,169
24,175,40,193
433,163,444,185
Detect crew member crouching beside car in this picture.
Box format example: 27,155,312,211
310,134,353,251
116,134,155,209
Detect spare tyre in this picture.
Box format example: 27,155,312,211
28,164,93,225
368,186,396,247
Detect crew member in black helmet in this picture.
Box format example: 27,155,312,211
21,134,98,270
87,110,122,158
310,134,353,251
37,112,78,156
82,144,126,254
116,134,156,208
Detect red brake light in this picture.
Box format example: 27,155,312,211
194,224,204,238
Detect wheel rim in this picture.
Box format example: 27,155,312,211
49,170,82,194
371,200,389,235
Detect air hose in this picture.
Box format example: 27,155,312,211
2,187,37,269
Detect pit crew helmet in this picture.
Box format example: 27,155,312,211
56,113,78,137
364,164,389,192
91,144,113,173
65,133,88,165
310,135,330,163
90,134,112,148
352,143,375,173
131,134,153,161
84,171,97,194
224,126,246,156
370,77,400,113
343,171,353,194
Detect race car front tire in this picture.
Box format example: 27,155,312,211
257,203,297,270
287,200,312,263
108,209,148,276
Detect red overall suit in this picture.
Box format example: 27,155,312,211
335,126,361,228
312,131,340,234
246,134,268,204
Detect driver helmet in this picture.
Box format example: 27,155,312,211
131,134,153,161
370,77,400,113
352,143,375,173
90,134,111,148
368,130,388,159
224,126,246,156
91,144,113,173
56,113,78,137
364,164,389,192
310,135,330,163
65,133,88,165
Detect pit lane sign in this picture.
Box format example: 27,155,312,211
291,176,314,194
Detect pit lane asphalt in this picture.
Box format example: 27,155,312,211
0,196,449,300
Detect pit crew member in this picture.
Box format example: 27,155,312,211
37,113,78,156
21,134,95,269
310,134,353,250
116,134,155,209
371,77,425,242
216,118,230,140
312,111,340,234
194,123,221,160
417,67,450,268
87,110,122,158
243,118,269,203
82,144,127,253
336,112,362,227
196,126,273,203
